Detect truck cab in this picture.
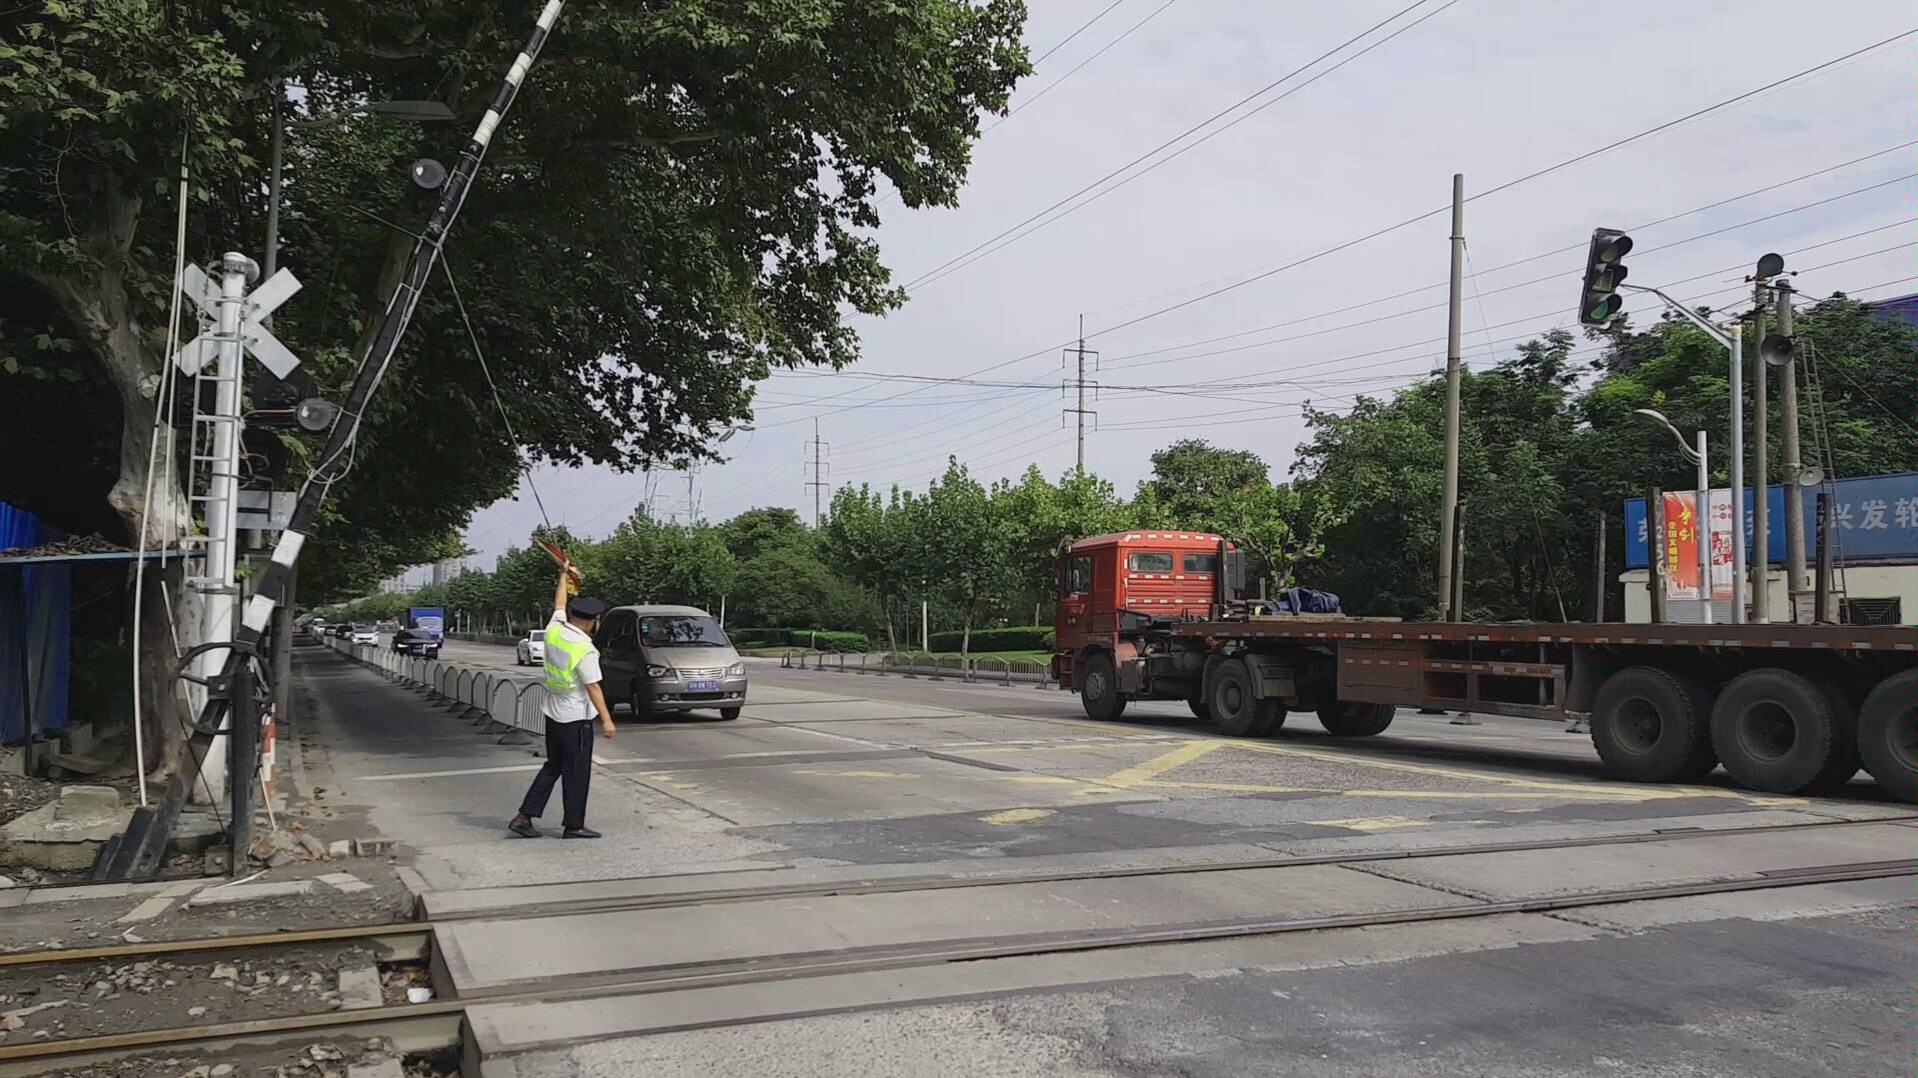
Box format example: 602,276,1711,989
1054,532,1241,715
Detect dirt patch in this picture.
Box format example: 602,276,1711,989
0,861,416,954
38,1036,426,1078
0,771,59,831
0,943,377,1043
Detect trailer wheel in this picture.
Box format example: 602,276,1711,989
1080,651,1128,723
1208,660,1281,737
1316,702,1395,738
1710,668,1858,796
1589,666,1716,783
1857,669,1918,804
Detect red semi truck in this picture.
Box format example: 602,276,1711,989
1051,530,1918,803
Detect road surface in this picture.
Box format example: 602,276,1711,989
289,635,1915,1078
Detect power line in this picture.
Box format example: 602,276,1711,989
983,0,1179,134
1032,0,1131,66
903,0,1450,291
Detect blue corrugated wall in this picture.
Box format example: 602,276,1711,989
0,502,72,743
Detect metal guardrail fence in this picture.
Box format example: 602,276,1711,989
322,635,550,742
777,649,1056,688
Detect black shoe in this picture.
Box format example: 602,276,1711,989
507,818,541,839
561,827,602,839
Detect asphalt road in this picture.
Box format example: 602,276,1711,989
292,635,1916,1078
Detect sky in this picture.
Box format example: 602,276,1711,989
445,0,1917,578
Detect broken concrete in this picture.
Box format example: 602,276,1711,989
0,784,133,871
187,879,317,907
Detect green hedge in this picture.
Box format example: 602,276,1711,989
731,627,871,653
926,626,1055,653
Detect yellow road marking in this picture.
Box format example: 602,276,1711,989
1094,739,1228,789
980,808,1055,826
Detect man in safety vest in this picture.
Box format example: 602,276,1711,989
509,568,615,839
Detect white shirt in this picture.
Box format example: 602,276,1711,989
541,610,603,723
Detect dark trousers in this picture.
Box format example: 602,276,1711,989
518,718,593,830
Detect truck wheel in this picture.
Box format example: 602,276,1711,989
1209,660,1280,737
1710,668,1858,796
1080,651,1128,722
1187,697,1212,722
1589,666,1716,783
1316,702,1395,738
1857,669,1917,803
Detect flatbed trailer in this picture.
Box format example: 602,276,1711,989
1051,531,1918,803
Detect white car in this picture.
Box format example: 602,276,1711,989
514,629,546,667
349,625,378,646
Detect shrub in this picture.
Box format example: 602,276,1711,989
730,627,870,652
925,626,1054,653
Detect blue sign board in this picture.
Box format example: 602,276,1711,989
1624,473,1918,568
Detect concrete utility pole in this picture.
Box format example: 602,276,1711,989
1774,280,1808,619
1062,316,1098,473
1437,173,1465,619
1749,279,1770,622
804,419,829,527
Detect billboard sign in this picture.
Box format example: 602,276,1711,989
1625,473,1918,570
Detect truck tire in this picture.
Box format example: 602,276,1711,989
1187,697,1212,722
1208,660,1283,737
1316,702,1395,738
1857,669,1918,803
1589,666,1716,783
1080,651,1128,722
1710,668,1858,796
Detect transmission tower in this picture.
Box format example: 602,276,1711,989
804,418,830,526
1062,314,1099,472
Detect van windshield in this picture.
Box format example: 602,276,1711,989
639,615,729,647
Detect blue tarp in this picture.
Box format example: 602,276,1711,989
0,502,72,743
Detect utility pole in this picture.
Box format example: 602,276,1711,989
804,418,829,527
1437,173,1465,619
1774,280,1808,620
1062,315,1098,472
189,253,261,804
1749,276,1770,621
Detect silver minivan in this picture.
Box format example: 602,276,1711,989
594,604,747,721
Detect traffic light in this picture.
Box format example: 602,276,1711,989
1577,228,1633,326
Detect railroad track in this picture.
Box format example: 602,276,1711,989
5,813,1912,1076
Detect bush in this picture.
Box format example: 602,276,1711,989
925,626,1054,653
730,627,871,652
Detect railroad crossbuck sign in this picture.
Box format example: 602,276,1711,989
172,262,304,378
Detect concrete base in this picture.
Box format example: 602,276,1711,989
0,785,132,871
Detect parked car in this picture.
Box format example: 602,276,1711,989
393,627,441,659
514,628,545,667
594,604,746,721
349,624,378,646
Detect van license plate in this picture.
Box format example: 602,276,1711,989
687,680,719,692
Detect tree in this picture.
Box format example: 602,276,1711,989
909,459,1016,657
995,466,1133,619
822,483,914,650
594,511,735,610
1138,440,1271,526
0,0,1030,770
719,507,813,563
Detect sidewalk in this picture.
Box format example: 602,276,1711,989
291,647,783,891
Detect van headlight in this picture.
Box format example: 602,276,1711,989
726,662,745,677
647,664,675,679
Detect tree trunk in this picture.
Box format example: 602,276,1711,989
36,174,204,783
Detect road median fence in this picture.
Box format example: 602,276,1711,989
322,636,548,745
778,649,1057,689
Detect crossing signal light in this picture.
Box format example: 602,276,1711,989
1578,228,1633,326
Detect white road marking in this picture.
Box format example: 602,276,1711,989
359,764,544,782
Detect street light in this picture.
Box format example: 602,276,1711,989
1633,408,1713,624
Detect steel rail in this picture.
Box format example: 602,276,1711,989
4,855,1911,1071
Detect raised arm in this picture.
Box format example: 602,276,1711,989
553,567,572,614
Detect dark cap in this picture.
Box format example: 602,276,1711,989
566,596,610,620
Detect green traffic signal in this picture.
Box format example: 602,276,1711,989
1578,227,1633,327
